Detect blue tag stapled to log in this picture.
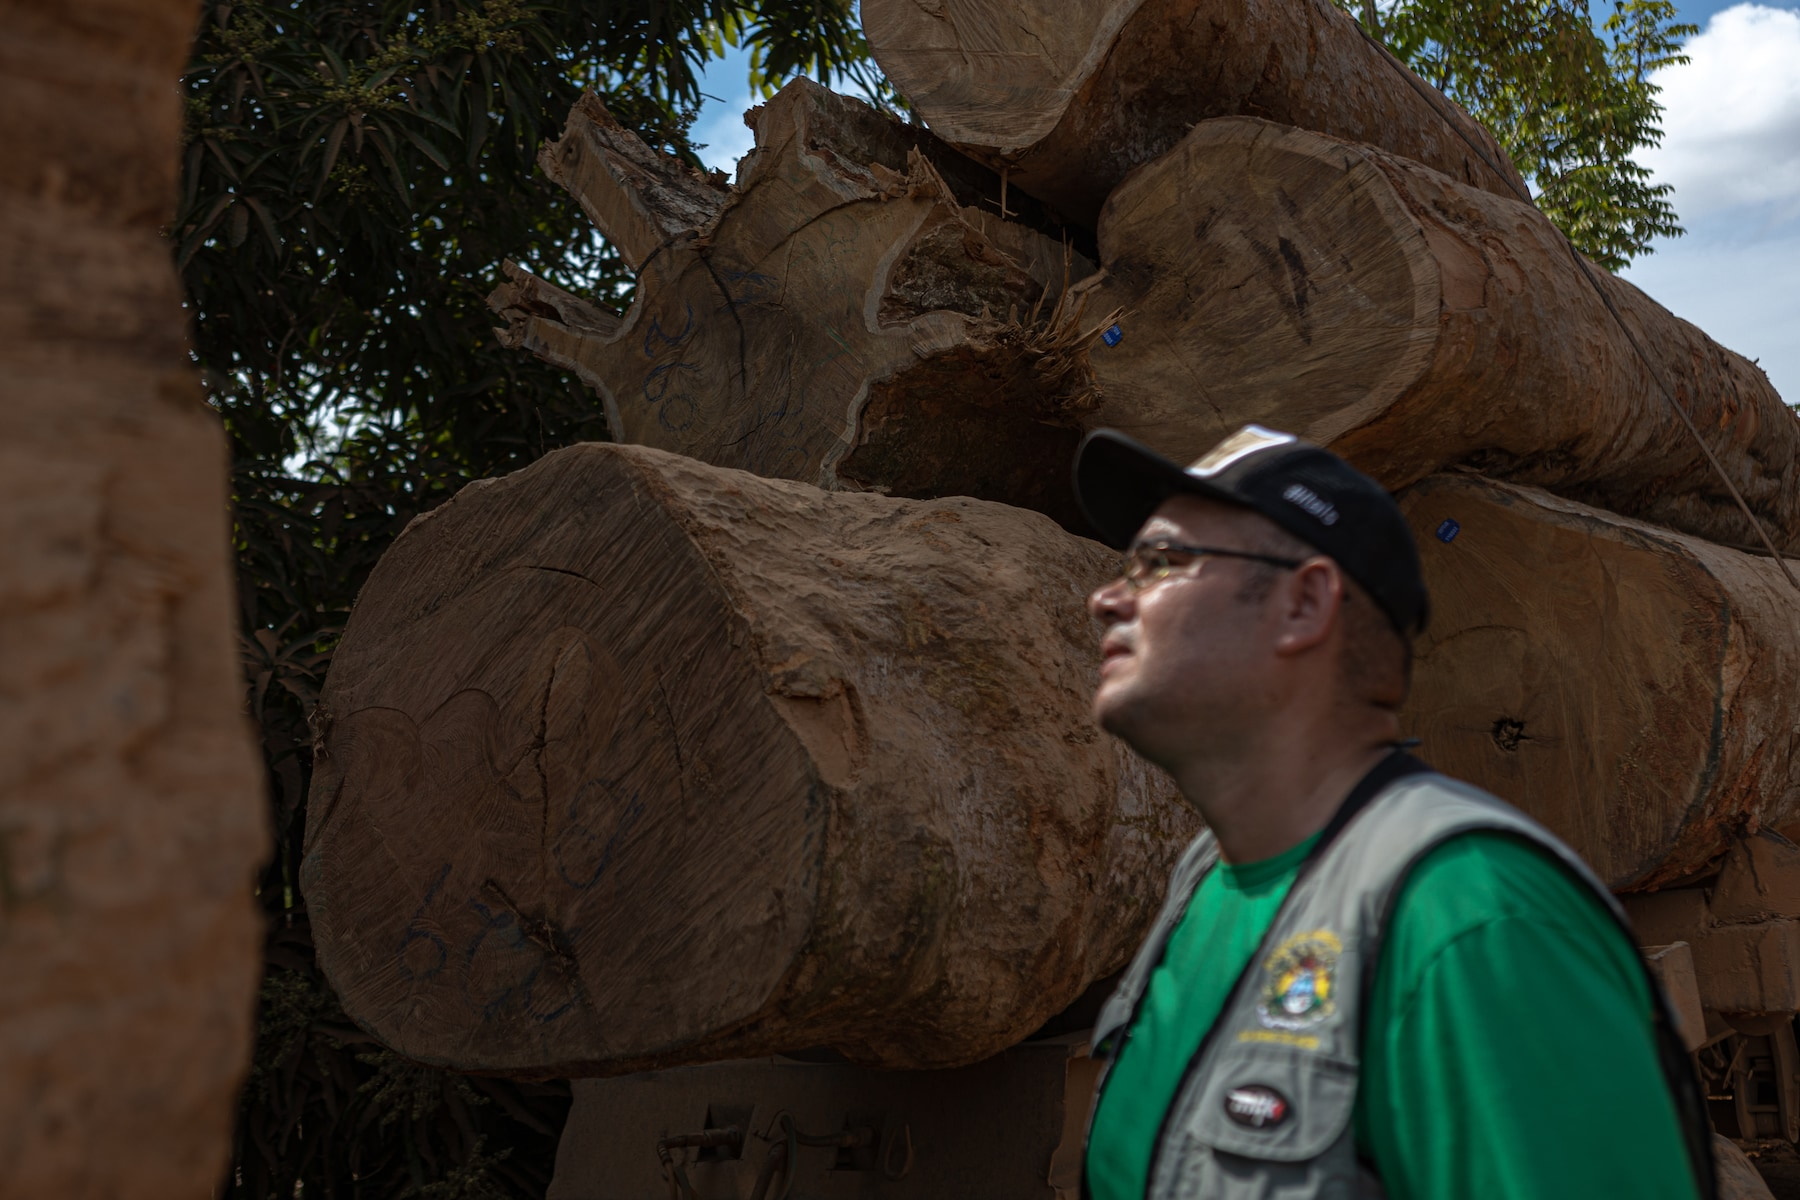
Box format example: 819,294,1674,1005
1436,519,1461,543
1101,324,1123,347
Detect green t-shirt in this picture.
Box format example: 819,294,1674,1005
1085,831,1698,1200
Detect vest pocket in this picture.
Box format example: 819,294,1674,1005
1177,1046,1358,1163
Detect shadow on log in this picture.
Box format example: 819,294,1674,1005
1401,473,1800,889
861,0,1526,226
1083,118,1800,552
489,80,1110,527
302,443,1195,1076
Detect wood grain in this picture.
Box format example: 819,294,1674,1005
303,443,1195,1076
1401,474,1800,889
489,80,1106,525
1084,118,1800,552
861,0,1526,225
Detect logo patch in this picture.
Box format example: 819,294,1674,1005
1224,1084,1291,1129
1259,930,1342,1031
1187,425,1295,477
1281,482,1340,525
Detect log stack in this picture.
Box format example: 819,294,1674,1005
302,0,1800,1083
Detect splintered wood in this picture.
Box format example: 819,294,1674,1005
860,0,1527,224
303,444,1194,1076
490,79,1109,525
1400,474,1800,889
0,0,266,1193
1082,118,1800,552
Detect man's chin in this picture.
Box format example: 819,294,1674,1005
1092,685,1138,742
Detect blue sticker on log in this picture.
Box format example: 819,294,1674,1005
1436,519,1461,543
1101,324,1123,347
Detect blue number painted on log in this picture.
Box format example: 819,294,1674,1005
395,862,452,981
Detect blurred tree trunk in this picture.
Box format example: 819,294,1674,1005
0,0,266,1194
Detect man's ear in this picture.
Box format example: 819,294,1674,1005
1272,558,1343,657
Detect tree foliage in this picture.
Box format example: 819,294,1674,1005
1348,0,1696,270
178,1,866,1195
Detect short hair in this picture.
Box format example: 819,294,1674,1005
1233,520,1412,709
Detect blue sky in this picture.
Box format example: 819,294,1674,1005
690,2,1800,402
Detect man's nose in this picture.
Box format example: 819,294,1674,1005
1088,575,1135,624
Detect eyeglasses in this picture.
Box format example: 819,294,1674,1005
1117,541,1307,592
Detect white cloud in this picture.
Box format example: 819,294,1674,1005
1619,3,1800,406
1642,4,1800,220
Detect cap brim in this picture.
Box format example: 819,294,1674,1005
1073,429,1237,549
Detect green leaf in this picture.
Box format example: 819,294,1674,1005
318,117,349,191
400,125,452,170
243,195,283,255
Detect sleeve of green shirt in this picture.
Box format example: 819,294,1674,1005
1353,833,1700,1200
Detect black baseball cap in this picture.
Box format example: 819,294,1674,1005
1073,425,1429,634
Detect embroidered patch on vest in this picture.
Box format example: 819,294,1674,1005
1258,929,1341,1031
1224,1084,1291,1129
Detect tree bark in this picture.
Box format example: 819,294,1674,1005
1082,117,1800,553
861,0,1527,227
490,80,1109,527
1399,474,1800,889
302,442,1195,1077
0,0,266,1193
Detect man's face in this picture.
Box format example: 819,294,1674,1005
1086,495,1290,767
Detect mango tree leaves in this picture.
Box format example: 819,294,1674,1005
1347,0,1696,270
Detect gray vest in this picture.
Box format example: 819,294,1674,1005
1085,759,1711,1200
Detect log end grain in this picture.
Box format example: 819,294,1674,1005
1399,474,1800,888
305,443,1195,1075
304,446,823,1073
493,78,1104,516
1089,117,1438,468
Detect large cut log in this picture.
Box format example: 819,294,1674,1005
861,0,1526,226
490,79,1109,526
1398,473,1800,889
0,0,266,1192
302,442,1194,1076
1081,118,1800,553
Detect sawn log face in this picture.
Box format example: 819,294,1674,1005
1400,474,1800,889
862,0,1527,226
1087,118,1800,553
302,443,1195,1076
490,80,1106,526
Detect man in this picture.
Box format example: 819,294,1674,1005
1072,425,1713,1200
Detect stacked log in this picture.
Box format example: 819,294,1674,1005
0,0,266,1191
302,443,1195,1075
491,79,1111,527
860,0,1527,225
304,0,1800,1080
1396,474,1800,889
303,463,1800,1073
494,94,1799,554
1077,118,1800,554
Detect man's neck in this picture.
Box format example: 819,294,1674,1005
1168,724,1399,864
